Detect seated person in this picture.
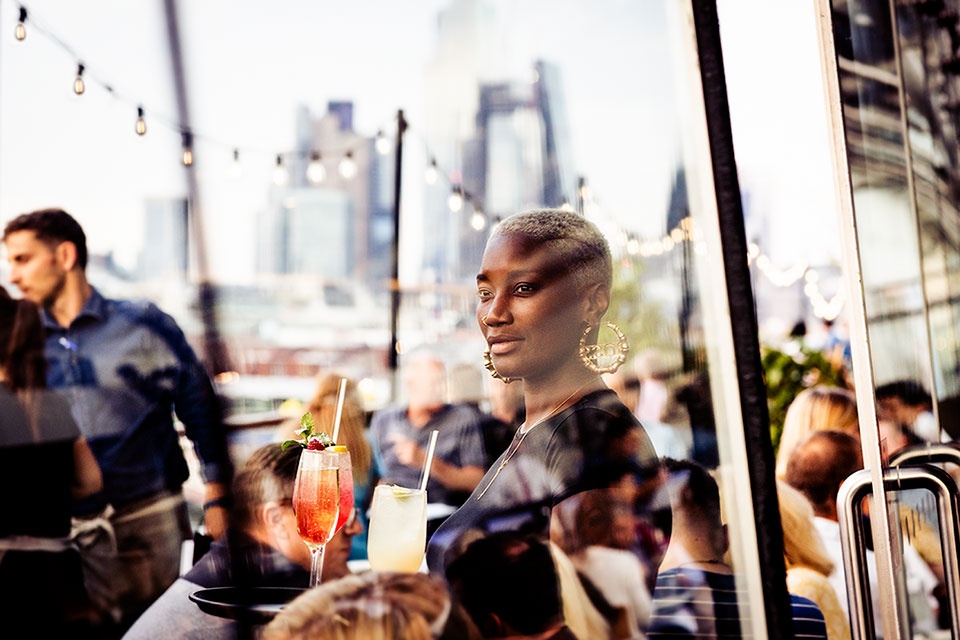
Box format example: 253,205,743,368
122,443,362,639
786,430,938,638
264,572,481,640
566,489,653,638
371,352,487,505
650,458,827,640
447,532,578,639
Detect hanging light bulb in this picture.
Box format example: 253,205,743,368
560,200,574,212
181,132,193,166
73,64,85,95
424,158,439,185
135,106,147,136
307,151,326,184
231,148,242,179
448,186,464,213
339,151,357,179
15,6,26,40
273,154,289,186
375,130,392,155
470,211,486,231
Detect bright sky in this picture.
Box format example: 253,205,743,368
0,0,837,283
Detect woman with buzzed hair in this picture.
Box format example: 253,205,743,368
427,209,662,635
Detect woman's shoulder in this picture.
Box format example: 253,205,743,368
550,390,654,449
558,389,640,429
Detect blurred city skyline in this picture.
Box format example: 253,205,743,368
0,0,688,285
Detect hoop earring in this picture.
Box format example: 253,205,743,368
481,316,492,327
578,322,629,374
483,346,515,383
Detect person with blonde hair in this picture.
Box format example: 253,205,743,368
777,481,850,640
263,572,479,640
775,386,858,480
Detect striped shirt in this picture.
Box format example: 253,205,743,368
648,568,827,640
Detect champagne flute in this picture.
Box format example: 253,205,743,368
332,446,354,533
295,448,340,587
367,484,427,572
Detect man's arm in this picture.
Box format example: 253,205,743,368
425,458,485,491
151,307,233,538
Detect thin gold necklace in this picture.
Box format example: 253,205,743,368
476,380,594,501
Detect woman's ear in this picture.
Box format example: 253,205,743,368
582,282,611,325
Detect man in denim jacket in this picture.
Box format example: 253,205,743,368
4,208,232,625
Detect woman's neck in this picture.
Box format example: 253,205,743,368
522,361,603,426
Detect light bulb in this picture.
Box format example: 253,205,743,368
273,155,289,186
448,188,464,213
375,130,392,155
339,152,357,179
307,152,326,184
15,7,26,40
560,201,574,212
424,159,439,185
135,106,146,136
74,64,85,95
470,211,486,231
181,132,193,166
230,149,242,179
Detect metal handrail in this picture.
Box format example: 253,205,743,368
890,442,960,468
837,465,960,640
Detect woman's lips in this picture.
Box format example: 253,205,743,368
489,339,521,355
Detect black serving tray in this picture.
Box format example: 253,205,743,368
189,587,306,622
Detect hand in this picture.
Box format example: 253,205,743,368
388,433,424,467
203,482,229,539
204,505,228,539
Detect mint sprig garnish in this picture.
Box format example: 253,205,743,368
281,412,335,451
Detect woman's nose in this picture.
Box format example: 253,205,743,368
482,295,511,326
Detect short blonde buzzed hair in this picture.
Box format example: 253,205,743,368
492,209,612,291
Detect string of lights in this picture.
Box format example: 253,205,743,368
8,0,394,177
11,1,842,320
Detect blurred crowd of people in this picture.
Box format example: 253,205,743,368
0,207,952,640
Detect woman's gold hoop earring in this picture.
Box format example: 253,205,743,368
483,346,515,383
578,322,629,374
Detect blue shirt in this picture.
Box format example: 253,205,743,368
648,567,828,640
41,288,231,510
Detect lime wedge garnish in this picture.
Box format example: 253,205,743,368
390,485,415,496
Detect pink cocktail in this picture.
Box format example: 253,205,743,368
334,449,354,532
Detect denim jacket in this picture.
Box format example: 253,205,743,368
42,288,231,511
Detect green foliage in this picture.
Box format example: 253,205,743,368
280,412,333,451
606,258,680,364
763,343,848,453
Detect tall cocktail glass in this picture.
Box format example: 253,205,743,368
367,484,427,572
332,447,354,533
295,448,340,587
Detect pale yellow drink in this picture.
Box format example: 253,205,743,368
367,485,427,572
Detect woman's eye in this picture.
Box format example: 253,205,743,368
514,283,536,294
477,289,493,300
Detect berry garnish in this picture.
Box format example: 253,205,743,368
281,412,336,451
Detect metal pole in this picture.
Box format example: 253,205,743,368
813,0,907,636
388,109,406,401
162,0,232,378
